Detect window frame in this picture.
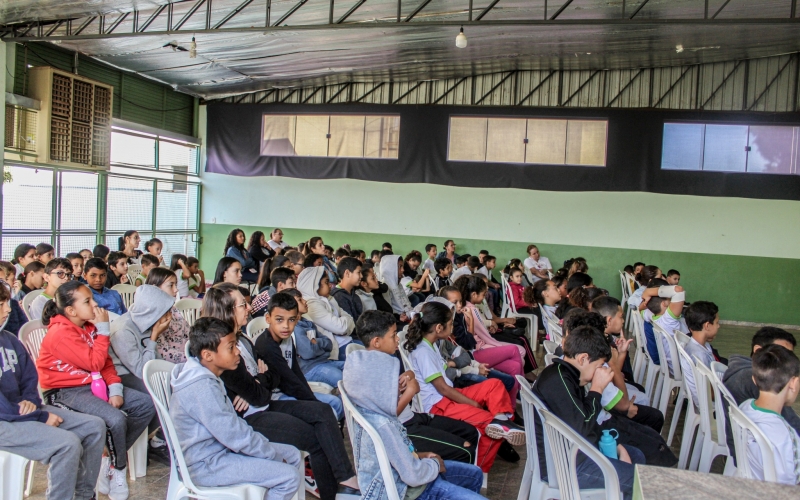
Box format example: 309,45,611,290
446,114,609,167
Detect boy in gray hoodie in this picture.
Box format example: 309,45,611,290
343,346,486,500
170,317,302,500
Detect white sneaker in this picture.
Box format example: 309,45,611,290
96,457,111,495
107,467,129,500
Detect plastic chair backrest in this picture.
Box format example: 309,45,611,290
245,316,268,342
727,402,778,482
539,407,621,500
127,264,143,278
515,375,559,493
544,353,557,366
547,318,563,344
499,274,511,318
21,289,43,316
630,311,649,360
396,335,423,413
142,360,202,492
695,362,728,446
709,362,735,402
174,298,202,327
19,320,47,361
654,324,682,381
543,340,559,355
674,330,690,346
674,339,695,409
338,381,401,500
346,343,365,356
111,284,137,309
619,271,631,301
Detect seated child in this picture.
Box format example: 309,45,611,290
665,269,680,286
185,257,206,297
380,255,415,321
0,261,29,336
255,292,344,420
450,255,476,282
146,268,191,364
532,325,645,500
296,267,356,360
331,257,364,322
283,288,345,390
35,243,55,265
680,301,723,409
251,267,296,318
344,334,487,500
439,286,476,351
19,261,45,297
423,244,437,274
357,309,481,465
144,238,165,266
476,255,500,313
401,273,430,307
739,344,800,485
507,268,533,314
170,254,193,298
37,281,155,500
29,258,73,320
134,254,159,286
0,282,107,500
171,317,302,499
65,253,84,283
357,266,379,312
723,327,799,460
431,257,453,293
83,258,127,316
527,279,561,333
406,301,524,473
105,252,130,288
641,282,687,374
13,243,36,278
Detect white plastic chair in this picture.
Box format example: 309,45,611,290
128,430,149,480
0,451,30,500
339,381,401,500
693,362,732,473
539,408,622,500
19,320,47,361
652,325,686,446
728,402,778,483
127,264,143,278
111,284,137,310
21,289,43,317
396,335,424,413
674,330,690,347
245,316,268,342
143,359,288,500
673,339,701,470
515,375,560,500
544,353,557,367
543,340,559,355
499,274,539,349
175,298,202,327
546,318,563,345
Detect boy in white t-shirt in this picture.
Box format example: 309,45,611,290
681,301,723,409
740,344,800,485
522,245,551,283
423,244,437,274
641,283,687,374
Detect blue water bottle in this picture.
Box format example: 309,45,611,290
599,429,619,459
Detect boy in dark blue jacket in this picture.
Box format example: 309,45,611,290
0,284,106,500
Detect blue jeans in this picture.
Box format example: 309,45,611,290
337,338,364,361
304,360,345,388
457,370,516,396
575,444,644,500
277,392,344,421
416,460,485,500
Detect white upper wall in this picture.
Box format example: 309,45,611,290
198,106,800,259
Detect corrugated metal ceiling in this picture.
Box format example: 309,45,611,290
2,0,799,100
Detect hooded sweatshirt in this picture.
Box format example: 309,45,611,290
170,357,294,477
296,267,354,347
0,330,49,423
723,354,800,459
343,349,440,500
331,285,364,323
109,285,176,378
380,255,413,316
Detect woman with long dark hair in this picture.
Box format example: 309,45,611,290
223,228,259,283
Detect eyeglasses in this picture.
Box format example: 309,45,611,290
234,301,248,309
51,271,74,280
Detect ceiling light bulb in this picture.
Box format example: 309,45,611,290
455,27,467,49
189,37,197,58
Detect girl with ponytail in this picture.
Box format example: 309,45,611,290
405,301,525,473
37,280,155,497
118,230,143,264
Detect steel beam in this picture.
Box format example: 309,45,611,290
549,0,575,20
255,88,278,103
391,81,424,104
699,59,742,109
273,0,309,26
474,71,514,104
606,68,643,107
337,0,368,24
106,13,129,34
214,0,255,29
475,0,502,21
561,69,600,106
355,82,385,102
326,82,351,103
404,0,433,22
711,0,732,19
174,0,207,30
517,70,556,105
652,65,693,108
139,4,167,32
432,77,468,104
302,86,324,103
748,55,794,110
628,0,650,19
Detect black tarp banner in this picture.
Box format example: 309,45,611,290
206,102,800,201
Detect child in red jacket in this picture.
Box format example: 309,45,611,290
507,268,534,314
37,281,155,500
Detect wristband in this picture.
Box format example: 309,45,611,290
658,285,677,298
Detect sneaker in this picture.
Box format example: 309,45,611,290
107,467,129,500
304,461,320,498
497,440,521,462
485,419,526,446
148,444,171,466
97,457,111,495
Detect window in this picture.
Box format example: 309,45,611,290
661,122,800,174
447,116,607,166
2,128,201,264
261,114,400,159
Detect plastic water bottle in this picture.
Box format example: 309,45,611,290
90,372,109,402
599,429,619,459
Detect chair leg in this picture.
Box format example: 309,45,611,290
688,429,705,471
657,381,673,417
696,438,715,473
678,412,699,469
666,390,685,447
723,456,737,476
25,460,35,497
517,467,532,500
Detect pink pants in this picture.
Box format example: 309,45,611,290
472,345,523,402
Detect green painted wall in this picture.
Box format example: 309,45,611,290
199,222,800,326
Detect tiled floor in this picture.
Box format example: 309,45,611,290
23,324,798,499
